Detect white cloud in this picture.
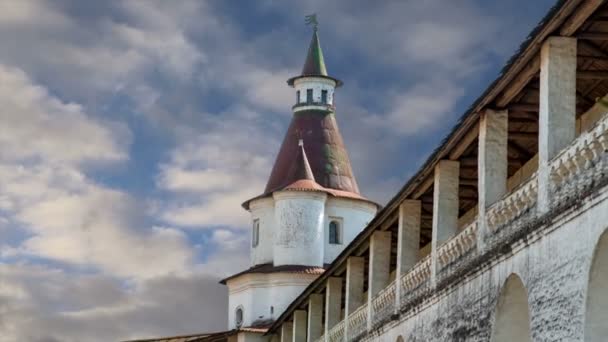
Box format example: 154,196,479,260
0,65,129,164
0,1,69,29
0,65,194,279
156,109,278,229
0,263,227,342
377,79,466,135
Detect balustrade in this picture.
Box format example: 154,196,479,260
550,114,608,192
486,176,537,232
399,255,431,296
346,304,367,341
327,320,345,342
436,221,477,269
370,280,395,327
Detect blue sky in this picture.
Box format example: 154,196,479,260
0,1,556,341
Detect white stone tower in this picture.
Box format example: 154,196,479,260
221,25,378,331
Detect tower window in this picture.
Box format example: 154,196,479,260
329,220,342,244
306,89,313,103
252,219,260,247
235,307,243,328
321,90,328,104
296,90,300,104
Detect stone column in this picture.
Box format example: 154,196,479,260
307,294,323,342
293,310,307,342
344,256,364,339
366,230,392,330
345,256,365,315
324,277,343,337
478,109,508,246
395,200,421,313
538,36,577,213
282,322,294,342
431,160,460,285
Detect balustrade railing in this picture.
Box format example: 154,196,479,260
327,319,345,342
486,175,538,232
399,255,431,302
550,114,608,192
346,303,367,341
436,220,477,269
370,280,396,327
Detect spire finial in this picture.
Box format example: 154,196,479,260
305,13,318,31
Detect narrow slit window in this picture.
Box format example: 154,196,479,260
296,90,300,104
329,220,341,244
252,219,260,247
235,307,243,328
321,90,328,104
306,89,313,103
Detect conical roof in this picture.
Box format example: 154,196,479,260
301,29,327,76
264,110,360,195
284,140,316,184
287,29,342,87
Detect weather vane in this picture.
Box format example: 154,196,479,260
305,13,318,31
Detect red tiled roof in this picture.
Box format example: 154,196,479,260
123,326,271,342
122,331,230,342
243,109,378,209
220,263,327,284
285,141,316,184
266,109,359,195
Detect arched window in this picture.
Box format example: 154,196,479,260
396,336,404,342
329,220,341,245
321,89,328,104
235,306,244,328
491,274,531,342
306,89,313,103
252,220,259,247
296,90,300,104
585,229,608,341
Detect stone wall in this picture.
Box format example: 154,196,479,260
365,182,608,342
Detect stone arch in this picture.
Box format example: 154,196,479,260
490,274,531,342
585,228,608,341
395,335,404,342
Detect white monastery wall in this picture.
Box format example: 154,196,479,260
366,183,608,342
324,197,376,264
227,273,317,329
273,191,327,266
250,198,275,266
237,332,268,342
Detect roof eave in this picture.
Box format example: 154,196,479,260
286,74,343,87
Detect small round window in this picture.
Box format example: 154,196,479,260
235,307,244,328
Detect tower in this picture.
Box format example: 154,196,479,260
221,25,378,332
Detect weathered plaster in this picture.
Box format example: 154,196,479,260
364,183,608,342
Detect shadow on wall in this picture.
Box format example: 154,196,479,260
585,227,608,341
491,274,531,342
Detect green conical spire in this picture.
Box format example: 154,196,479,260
301,29,328,76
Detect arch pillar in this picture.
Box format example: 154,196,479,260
491,274,531,342
585,228,608,341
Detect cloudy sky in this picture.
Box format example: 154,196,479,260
0,1,556,341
